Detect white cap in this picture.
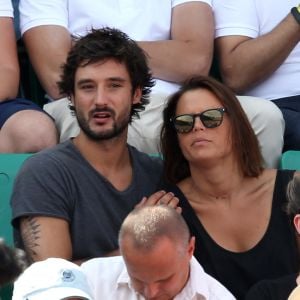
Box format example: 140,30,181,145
12,258,93,300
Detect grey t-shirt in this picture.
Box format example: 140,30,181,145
11,140,163,260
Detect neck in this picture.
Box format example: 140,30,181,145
73,131,130,171
188,157,244,201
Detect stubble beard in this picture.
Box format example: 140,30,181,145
76,108,130,141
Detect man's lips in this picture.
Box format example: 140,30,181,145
90,109,114,124
93,111,111,119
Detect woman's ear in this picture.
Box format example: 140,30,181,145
293,214,300,234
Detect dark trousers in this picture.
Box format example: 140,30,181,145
273,95,300,152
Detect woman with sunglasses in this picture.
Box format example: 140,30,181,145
160,75,299,299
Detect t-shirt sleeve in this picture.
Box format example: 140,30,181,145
19,0,68,35
11,153,75,227
0,0,13,17
213,0,259,38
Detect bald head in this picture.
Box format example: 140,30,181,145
119,206,194,299
119,205,190,254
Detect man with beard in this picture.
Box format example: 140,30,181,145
10,28,177,264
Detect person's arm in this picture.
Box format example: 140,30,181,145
0,17,19,101
20,216,72,262
23,25,72,100
216,11,300,94
138,1,214,83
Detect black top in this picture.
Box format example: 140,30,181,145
164,170,299,300
245,273,298,300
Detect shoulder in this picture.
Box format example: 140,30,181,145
15,141,80,182
274,169,295,188
22,141,77,168
189,257,235,299
81,256,125,284
245,273,298,300
129,145,163,172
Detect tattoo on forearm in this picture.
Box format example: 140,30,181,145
21,217,41,260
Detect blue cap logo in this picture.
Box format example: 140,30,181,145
61,269,75,282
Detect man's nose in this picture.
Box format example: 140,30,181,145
143,283,160,299
94,87,109,106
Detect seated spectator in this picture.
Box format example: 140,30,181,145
10,28,178,263
213,0,300,152
12,257,93,299
0,0,57,153
81,205,235,299
245,173,300,299
160,75,299,299
0,239,27,286
19,0,283,168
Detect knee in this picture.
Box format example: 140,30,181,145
0,110,58,153
237,95,285,134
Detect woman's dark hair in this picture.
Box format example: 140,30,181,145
160,75,263,184
286,173,300,220
58,27,155,121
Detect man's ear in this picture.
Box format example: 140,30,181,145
132,87,142,104
294,214,300,234
187,236,195,259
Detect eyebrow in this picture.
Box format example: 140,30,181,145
76,77,127,86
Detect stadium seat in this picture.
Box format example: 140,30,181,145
279,150,300,170
0,153,32,300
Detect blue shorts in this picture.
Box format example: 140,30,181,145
0,98,49,128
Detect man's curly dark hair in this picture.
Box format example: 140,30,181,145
58,27,155,122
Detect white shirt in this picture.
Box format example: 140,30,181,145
19,0,212,96
0,0,13,17
81,256,235,300
213,0,300,100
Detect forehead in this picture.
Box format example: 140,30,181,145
75,59,130,82
176,88,222,114
124,238,185,282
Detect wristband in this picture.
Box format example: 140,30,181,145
291,5,300,25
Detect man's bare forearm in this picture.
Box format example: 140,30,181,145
217,12,300,93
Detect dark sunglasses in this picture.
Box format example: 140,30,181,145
171,108,226,133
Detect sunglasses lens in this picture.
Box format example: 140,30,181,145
173,115,194,133
201,109,223,128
